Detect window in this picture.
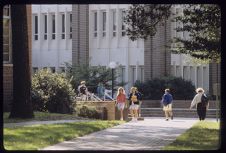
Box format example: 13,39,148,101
183,66,189,80
3,5,10,16
50,67,56,73
32,67,38,74
52,14,56,39
69,13,72,39
170,65,174,76
176,66,181,77
61,14,65,39
140,66,144,82
197,66,201,87
3,5,11,63
59,67,65,73
121,10,126,36
119,66,126,84
34,15,38,40
94,12,97,37
131,67,136,85
102,11,106,37
112,10,116,37
44,14,47,40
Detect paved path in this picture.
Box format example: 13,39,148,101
40,117,216,150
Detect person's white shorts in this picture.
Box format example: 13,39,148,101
117,102,125,110
129,104,139,110
163,103,172,111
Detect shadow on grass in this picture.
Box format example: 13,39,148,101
3,121,122,150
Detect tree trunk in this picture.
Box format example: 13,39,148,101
9,5,34,118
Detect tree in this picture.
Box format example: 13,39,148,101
172,4,221,62
65,63,126,94
9,5,34,118
125,4,221,62
125,4,172,41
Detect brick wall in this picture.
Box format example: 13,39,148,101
3,5,32,112
209,63,221,96
76,101,116,120
72,5,89,65
144,19,171,81
3,64,13,111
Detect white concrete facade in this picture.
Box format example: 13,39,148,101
89,4,144,92
31,4,209,93
32,5,72,73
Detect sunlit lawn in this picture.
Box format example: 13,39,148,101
163,121,220,150
3,120,124,150
3,111,84,123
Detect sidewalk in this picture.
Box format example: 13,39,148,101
40,117,216,150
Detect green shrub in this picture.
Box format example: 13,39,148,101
76,106,100,119
135,76,196,100
64,63,127,94
31,69,76,114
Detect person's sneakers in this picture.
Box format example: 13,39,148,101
165,118,169,121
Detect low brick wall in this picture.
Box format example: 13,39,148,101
3,64,13,112
76,101,116,120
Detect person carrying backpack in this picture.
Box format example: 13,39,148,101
189,87,209,121
161,89,173,121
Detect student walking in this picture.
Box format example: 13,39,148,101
128,87,141,121
116,87,126,121
161,89,173,121
189,87,209,121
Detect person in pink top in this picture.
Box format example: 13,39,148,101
116,87,126,120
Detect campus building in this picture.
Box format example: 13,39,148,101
31,4,219,95
3,5,32,111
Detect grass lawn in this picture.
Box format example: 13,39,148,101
3,120,124,150
163,121,220,150
3,111,85,123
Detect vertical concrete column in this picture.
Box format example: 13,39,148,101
47,8,49,51
181,65,184,78
97,9,101,49
56,5,60,69
65,8,68,50
38,5,42,68
116,6,119,48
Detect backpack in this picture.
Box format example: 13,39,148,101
80,86,87,94
201,94,209,107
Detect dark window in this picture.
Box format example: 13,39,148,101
52,14,55,39
70,13,72,39
44,14,47,40
34,15,38,40
62,14,65,39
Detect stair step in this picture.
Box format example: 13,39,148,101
140,108,218,118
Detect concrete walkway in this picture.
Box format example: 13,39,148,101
40,117,216,150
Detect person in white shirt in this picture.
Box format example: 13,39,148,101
78,81,88,101
189,87,209,121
